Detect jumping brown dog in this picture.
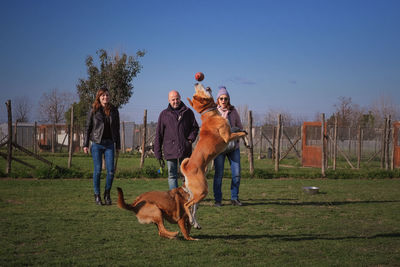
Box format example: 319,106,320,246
117,187,196,240
181,83,247,228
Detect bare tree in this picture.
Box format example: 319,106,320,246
264,108,303,126
13,96,31,122
332,96,366,127
0,103,7,123
351,103,365,125
313,111,322,122
333,96,353,127
38,89,75,123
252,111,264,126
236,104,249,127
370,94,400,126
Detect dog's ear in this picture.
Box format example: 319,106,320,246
187,97,193,107
193,95,208,105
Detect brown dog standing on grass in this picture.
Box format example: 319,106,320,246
117,187,196,240
181,83,247,229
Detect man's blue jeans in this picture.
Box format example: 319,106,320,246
167,158,183,190
91,140,115,195
213,148,241,202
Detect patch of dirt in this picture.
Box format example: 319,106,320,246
5,199,24,205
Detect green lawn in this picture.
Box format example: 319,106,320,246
1,178,399,266
1,151,399,180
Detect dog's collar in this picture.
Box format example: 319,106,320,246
200,107,217,115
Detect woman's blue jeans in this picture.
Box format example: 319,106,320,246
213,148,241,202
91,140,115,195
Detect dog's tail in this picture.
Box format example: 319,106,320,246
180,158,190,186
180,158,189,177
180,158,193,195
117,187,136,212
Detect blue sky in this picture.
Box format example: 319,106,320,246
1,0,399,123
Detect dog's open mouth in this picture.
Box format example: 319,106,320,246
194,83,212,98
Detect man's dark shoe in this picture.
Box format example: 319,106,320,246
214,201,222,207
94,194,103,206
231,199,243,206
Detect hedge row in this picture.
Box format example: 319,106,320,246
1,166,399,179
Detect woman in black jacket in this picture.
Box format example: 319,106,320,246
84,88,120,205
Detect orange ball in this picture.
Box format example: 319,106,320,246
195,72,204,81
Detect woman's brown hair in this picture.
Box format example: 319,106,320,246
92,88,112,116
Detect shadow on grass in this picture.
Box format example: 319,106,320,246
202,198,400,207
194,232,400,241
242,199,400,206
202,198,299,204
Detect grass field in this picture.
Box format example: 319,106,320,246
1,151,399,180
1,178,400,266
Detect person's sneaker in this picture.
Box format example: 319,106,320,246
214,201,222,207
231,199,243,206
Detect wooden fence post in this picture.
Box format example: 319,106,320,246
68,105,74,168
258,126,263,159
33,122,36,153
300,124,303,164
274,114,282,172
140,109,147,169
357,125,361,169
391,122,395,170
6,100,12,175
272,126,276,160
247,110,254,176
328,127,332,161
333,115,338,170
381,117,387,169
386,115,391,170
321,113,326,177
34,122,38,154
14,121,18,148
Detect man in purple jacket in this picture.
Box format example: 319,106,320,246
154,90,199,189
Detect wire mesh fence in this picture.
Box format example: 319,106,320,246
1,116,398,170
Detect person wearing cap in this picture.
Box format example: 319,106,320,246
154,90,199,190
213,86,244,207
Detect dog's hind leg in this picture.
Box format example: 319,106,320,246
184,200,195,225
182,176,196,225
140,204,178,239
184,200,201,229
191,203,201,229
